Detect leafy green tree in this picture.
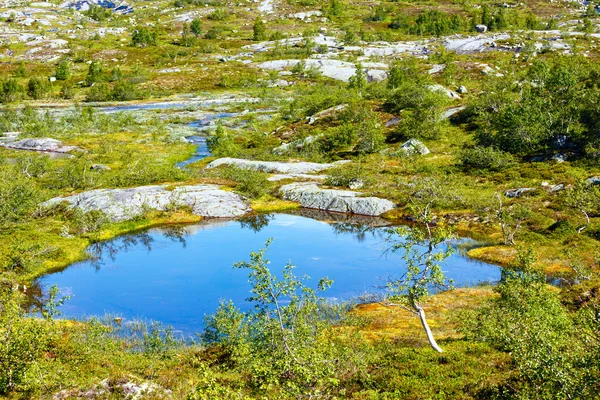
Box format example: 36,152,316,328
494,194,532,246
386,180,456,352
461,249,580,399
84,60,103,87
387,58,424,89
190,18,203,38
562,182,600,233
27,77,51,100
202,241,356,395
12,62,26,78
0,79,24,103
347,63,367,94
180,22,196,47
55,58,71,81
84,4,111,21
131,27,157,47
252,18,267,41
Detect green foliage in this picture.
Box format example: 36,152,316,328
207,8,228,21
190,18,202,37
390,10,468,36
85,82,111,102
27,77,52,100
0,168,42,226
0,79,24,103
220,167,270,199
0,285,58,394
110,80,137,101
202,241,356,395
459,146,517,172
347,63,367,94
131,27,157,47
252,18,267,41
469,56,599,156
84,4,111,22
85,61,104,87
325,0,346,18
12,62,27,78
180,23,196,47
55,59,71,81
59,82,74,99
386,81,448,140
387,58,424,90
206,125,240,156
461,249,587,399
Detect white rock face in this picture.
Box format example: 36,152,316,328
43,184,251,222
206,158,350,174
2,138,81,153
256,59,386,82
444,34,509,53
280,183,395,216
398,139,430,156
272,135,321,154
428,84,461,99
267,173,327,182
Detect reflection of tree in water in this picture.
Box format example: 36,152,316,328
330,222,389,243
238,213,274,233
87,232,155,270
162,226,188,248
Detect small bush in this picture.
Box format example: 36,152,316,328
459,146,517,172
221,167,270,199
85,83,111,102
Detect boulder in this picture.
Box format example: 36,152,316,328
475,24,488,33
2,138,81,153
586,176,600,185
428,84,461,100
348,178,364,190
457,85,468,94
90,164,110,171
42,184,251,222
280,182,395,216
272,135,321,154
267,173,327,182
206,157,350,174
308,104,348,124
397,139,430,156
505,188,536,198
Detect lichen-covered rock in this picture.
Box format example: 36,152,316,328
586,176,600,185
2,138,81,153
505,188,536,198
43,184,251,222
267,173,327,182
397,139,430,156
280,183,395,216
206,158,350,174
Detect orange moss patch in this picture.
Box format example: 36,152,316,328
352,287,497,345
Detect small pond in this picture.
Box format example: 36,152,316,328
36,212,500,335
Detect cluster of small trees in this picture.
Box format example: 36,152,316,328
468,56,600,158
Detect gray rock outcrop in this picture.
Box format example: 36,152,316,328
586,176,600,185
398,139,430,156
206,158,350,174
505,188,536,198
43,184,251,222
2,138,81,153
280,183,395,216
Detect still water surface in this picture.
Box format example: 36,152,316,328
37,212,500,334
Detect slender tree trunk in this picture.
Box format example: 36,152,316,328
416,306,443,353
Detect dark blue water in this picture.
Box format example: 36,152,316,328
177,136,211,168
37,213,500,334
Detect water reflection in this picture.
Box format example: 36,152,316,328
35,211,500,334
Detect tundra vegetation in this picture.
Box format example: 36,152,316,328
0,0,599,397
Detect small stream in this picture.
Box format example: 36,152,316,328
35,212,501,335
